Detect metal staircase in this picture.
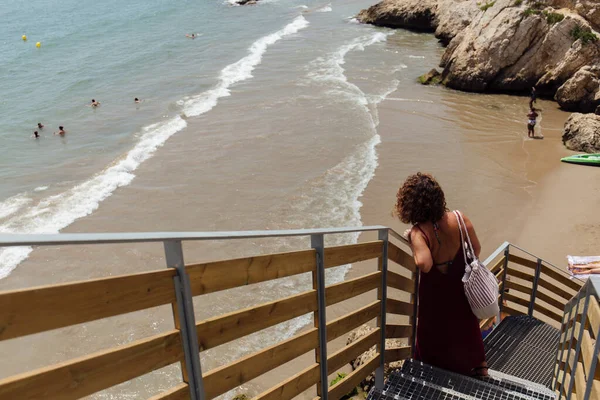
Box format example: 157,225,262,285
368,316,560,400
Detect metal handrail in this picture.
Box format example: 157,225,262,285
0,226,390,246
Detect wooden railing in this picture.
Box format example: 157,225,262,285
553,277,600,400
0,228,417,400
482,244,584,329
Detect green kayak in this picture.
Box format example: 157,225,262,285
561,154,600,166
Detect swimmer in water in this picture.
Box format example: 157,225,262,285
33,131,40,138
37,122,44,129
185,33,196,39
54,126,66,136
135,97,141,103
90,99,100,107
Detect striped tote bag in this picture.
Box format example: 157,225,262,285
454,210,500,320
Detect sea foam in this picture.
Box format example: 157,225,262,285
0,16,310,280
182,16,309,117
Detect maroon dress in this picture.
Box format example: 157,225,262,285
413,237,486,376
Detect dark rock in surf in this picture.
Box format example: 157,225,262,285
419,68,442,85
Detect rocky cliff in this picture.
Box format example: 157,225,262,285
358,0,600,151
358,0,600,113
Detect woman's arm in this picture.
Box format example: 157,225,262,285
462,214,481,258
409,228,433,273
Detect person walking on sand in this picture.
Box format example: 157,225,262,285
54,126,66,136
527,107,539,138
529,87,537,109
395,172,488,377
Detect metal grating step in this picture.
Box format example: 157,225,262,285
484,315,560,387
366,360,557,400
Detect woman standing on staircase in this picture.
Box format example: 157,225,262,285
395,172,488,377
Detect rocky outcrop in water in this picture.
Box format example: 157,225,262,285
563,113,600,152
419,68,442,85
356,0,479,44
358,0,600,114
347,325,407,393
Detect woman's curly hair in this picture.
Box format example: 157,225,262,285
394,172,448,224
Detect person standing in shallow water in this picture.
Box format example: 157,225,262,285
527,107,539,138
529,87,537,109
395,172,488,377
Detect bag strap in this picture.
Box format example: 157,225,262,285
453,210,469,265
455,210,477,261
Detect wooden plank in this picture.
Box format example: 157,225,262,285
489,256,506,274
326,271,381,306
203,328,318,399
495,268,504,280
508,254,538,269
535,289,567,313
187,249,315,296
591,380,600,400
326,301,380,342
328,354,379,400
505,280,533,296
588,300,600,339
0,330,183,400
148,384,190,400
0,269,176,341
387,298,413,316
254,327,381,400
328,329,379,373
502,304,526,317
388,243,416,272
538,277,575,302
196,290,317,351
534,302,563,324
541,265,582,292
505,293,530,309
575,362,586,398
581,330,600,381
254,364,320,400
506,268,534,283
384,347,412,363
387,271,414,294
324,241,383,268
385,324,412,339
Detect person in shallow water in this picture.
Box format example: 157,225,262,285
185,33,196,39
527,107,539,138
134,97,140,103
529,87,537,109
396,172,488,377
37,122,44,129
54,126,66,136
33,131,39,138
90,99,100,107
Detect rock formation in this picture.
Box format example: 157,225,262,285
419,68,442,84
357,0,479,44
347,325,407,393
562,113,600,152
358,0,600,114
555,66,600,112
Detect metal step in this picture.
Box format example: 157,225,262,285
367,359,556,400
484,315,560,388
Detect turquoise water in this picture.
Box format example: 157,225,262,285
0,0,417,281
0,0,300,196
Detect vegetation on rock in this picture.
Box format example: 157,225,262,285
571,25,598,44
480,1,496,11
543,11,564,24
